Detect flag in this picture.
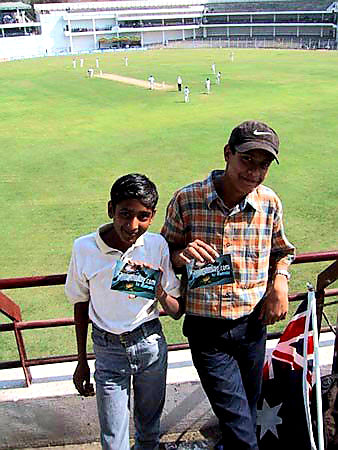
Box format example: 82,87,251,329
256,298,315,450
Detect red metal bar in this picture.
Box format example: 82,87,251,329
0,326,334,371
0,251,337,385
0,250,336,290
316,260,338,331
317,260,338,292
13,324,32,386
288,288,338,303
13,318,74,330
292,250,338,264
0,291,22,321
0,318,74,332
0,274,66,290
333,318,337,374
0,289,337,335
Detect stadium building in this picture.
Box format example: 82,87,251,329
0,0,337,59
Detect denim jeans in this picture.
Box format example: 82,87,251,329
183,304,266,450
92,319,167,450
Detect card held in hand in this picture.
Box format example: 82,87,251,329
187,254,234,289
111,260,161,299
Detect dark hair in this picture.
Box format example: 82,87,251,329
110,173,158,211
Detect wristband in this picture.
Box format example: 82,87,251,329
275,269,291,281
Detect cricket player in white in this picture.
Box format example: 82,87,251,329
184,86,190,103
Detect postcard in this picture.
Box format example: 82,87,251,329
187,254,234,289
111,260,160,299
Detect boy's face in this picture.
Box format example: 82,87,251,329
224,146,273,196
108,199,155,251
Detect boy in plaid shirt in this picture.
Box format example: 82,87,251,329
161,120,295,450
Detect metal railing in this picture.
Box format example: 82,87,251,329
0,250,337,387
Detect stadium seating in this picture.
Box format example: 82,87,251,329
1,0,337,57
206,1,334,13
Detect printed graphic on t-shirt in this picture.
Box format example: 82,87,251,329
187,254,234,289
111,261,160,299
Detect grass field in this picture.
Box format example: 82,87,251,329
0,48,337,362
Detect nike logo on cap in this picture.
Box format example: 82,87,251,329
253,130,272,136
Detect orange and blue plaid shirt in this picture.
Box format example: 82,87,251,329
161,170,295,320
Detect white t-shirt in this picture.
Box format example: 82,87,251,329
65,225,180,334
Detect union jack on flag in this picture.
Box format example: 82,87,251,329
263,298,314,385
257,298,316,450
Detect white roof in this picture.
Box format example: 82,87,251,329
34,1,204,12
0,2,31,10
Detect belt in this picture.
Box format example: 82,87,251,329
93,319,161,346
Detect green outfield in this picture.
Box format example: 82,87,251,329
0,48,337,361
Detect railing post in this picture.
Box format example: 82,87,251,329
0,290,32,386
316,260,338,332
0,251,337,384
332,315,338,374
13,323,32,386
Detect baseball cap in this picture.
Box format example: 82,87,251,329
228,120,280,163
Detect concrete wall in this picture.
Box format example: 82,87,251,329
0,382,218,449
0,35,46,59
143,30,163,44
72,34,97,52
0,350,219,449
0,333,334,449
39,13,69,54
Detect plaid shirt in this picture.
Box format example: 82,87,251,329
161,170,295,320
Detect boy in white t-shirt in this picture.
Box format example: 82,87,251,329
65,173,182,450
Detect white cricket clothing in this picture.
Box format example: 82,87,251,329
148,75,155,89
65,225,180,334
184,87,190,102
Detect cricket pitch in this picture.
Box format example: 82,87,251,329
95,72,175,90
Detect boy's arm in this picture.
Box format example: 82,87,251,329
161,195,218,270
169,241,219,269
156,280,183,320
73,301,95,396
259,274,289,325
259,198,295,325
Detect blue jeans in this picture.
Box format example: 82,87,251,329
184,305,266,450
92,319,167,450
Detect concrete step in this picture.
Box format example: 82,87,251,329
0,333,334,449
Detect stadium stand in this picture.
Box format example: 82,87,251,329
0,1,38,39
0,0,337,59
206,1,335,13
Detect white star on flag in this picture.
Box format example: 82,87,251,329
256,398,283,439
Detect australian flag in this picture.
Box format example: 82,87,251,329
257,298,316,450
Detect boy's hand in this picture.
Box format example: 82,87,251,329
128,261,181,318
73,361,95,397
155,268,183,319
173,240,219,267
131,261,165,299
155,268,165,300
259,275,289,325
128,260,155,271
